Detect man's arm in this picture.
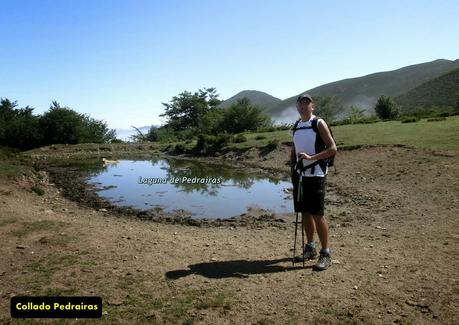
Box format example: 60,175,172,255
315,119,337,160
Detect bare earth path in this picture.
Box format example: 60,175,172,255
1,146,458,324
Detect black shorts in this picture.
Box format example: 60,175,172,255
291,172,326,215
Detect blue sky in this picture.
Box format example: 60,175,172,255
1,0,458,130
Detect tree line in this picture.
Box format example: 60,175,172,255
131,87,274,142
3,88,456,151
0,99,116,150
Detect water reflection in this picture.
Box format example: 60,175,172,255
86,158,292,219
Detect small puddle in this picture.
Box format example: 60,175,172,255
86,158,293,219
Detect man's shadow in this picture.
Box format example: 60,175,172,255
165,257,312,280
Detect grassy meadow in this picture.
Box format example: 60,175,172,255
227,115,459,151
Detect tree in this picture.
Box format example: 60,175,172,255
160,88,221,132
39,102,83,145
313,96,342,122
220,97,272,133
78,114,116,143
347,106,366,124
197,108,224,135
0,99,42,150
39,101,116,145
374,95,399,120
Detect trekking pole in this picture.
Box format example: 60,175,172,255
293,212,298,266
301,214,305,268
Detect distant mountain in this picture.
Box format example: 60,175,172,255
220,90,282,110
395,68,459,112
266,59,459,122
115,126,152,141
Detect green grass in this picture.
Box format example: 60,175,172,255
227,115,459,151
26,253,80,287
333,115,459,150
10,220,66,237
0,159,27,177
227,130,290,150
104,285,234,324
0,217,17,227
0,146,28,177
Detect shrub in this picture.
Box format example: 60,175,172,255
265,139,279,150
174,143,186,154
193,134,231,155
31,186,45,196
220,98,272,133
233,134,247,143
255,135,266,140
257,126,277,133
427,117,446,122
375,95,399,120
400,116,420,123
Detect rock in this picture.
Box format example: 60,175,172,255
38,237,49,244
16,245,26,249
99,208,107,212
353,286,358,290
210,257,217,261
145,310,162,320
107,299,123,306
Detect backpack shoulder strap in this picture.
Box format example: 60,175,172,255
311,117,322,133
292,119,301,135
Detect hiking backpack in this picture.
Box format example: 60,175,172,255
291,117,336,174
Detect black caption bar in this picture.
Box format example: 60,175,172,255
11,296,102,318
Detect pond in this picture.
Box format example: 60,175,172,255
87,158,293,219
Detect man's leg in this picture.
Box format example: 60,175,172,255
301,213,317,260
312,215,328,249
302,213,315,243
313,214,332,271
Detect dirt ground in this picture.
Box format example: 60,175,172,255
1,145,458,324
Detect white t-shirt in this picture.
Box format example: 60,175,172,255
292,115,327,177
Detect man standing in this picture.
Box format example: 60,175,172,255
291,94,337,271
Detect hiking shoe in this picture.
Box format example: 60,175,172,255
313,251,332,271
295,243,317,262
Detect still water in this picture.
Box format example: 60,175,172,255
87,158,293,219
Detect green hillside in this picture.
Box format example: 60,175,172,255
395,68,459,112
266,59,459,117
220,90,281,110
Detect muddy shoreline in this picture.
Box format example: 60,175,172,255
27,142,429,229
38,153,292,229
